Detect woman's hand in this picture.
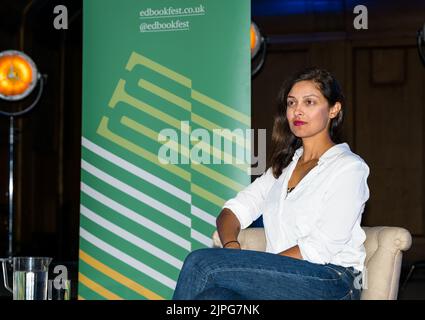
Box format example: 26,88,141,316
223,241,241,250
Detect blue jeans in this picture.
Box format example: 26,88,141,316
172,248,362,300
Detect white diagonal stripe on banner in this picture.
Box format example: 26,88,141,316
82,137,191,203
79,227,176,290
81,183,191,251
81,159,191,227
191,229,213,248
81,205,183,269
191,205,216,227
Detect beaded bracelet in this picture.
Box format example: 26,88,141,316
223,240,240,248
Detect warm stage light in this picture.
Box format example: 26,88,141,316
251,22,262,59
250,21,267,77
0,50,39,101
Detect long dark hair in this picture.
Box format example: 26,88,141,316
269,67,345,178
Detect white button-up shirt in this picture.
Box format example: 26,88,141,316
223,143,370,272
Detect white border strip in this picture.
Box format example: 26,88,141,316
191,205,216,227
81,159,191,227
191,229,213,248
81,205,183,269
82,137,191,203
81,183,191,251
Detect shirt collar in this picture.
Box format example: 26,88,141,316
292,142,350,166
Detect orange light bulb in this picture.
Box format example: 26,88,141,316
0,51,37,100
250,24,257,51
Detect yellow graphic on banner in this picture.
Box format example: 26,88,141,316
79,272,123,300
98,51,249,187
80,250,164,300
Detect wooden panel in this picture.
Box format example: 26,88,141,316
371,49,406,84
310,41,354,144
59,27,83,260
252,48,309,169
354,47,425,237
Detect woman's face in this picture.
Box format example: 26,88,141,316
286,80,340,139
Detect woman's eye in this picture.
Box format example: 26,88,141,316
287,101,295,106
306,100,315,105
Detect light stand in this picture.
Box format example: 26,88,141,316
0,50,45,258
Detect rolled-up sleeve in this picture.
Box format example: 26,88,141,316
222,168,275,229
297,161,370,264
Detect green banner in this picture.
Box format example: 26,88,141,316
79,0,250,300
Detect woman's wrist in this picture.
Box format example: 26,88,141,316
223,240,241,249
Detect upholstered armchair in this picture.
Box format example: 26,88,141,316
212,226,412,300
